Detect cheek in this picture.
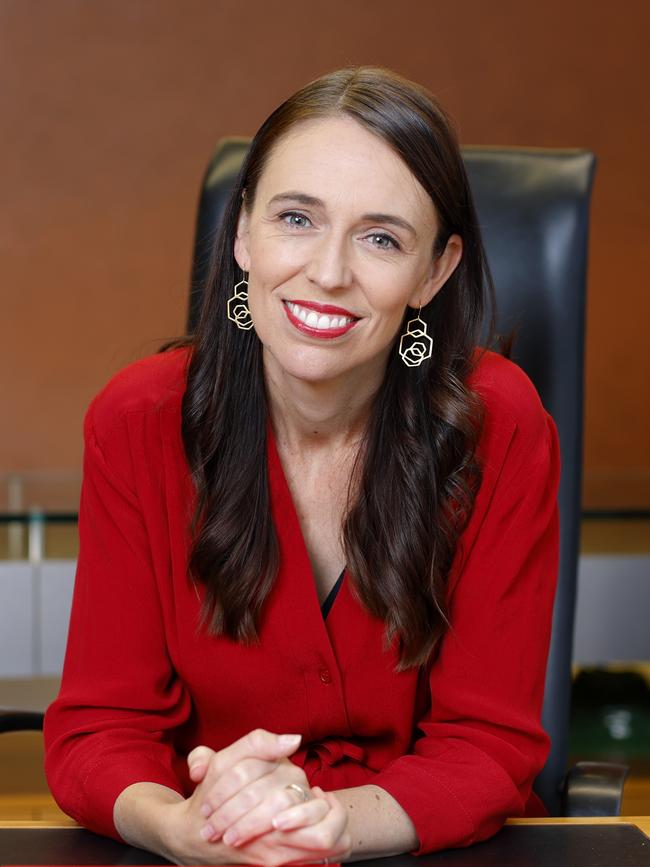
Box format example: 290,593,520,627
249,234,305,279
360,259,424,313
363,281,415,324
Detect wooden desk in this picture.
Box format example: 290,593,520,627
0,803,648,866
1,795,648,838
507,814,650,837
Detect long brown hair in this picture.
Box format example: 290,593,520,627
176,67,496,669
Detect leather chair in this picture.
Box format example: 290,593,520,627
187,138,628,817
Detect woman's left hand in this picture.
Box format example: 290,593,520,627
187,729,330,848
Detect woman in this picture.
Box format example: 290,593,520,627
44,67,560,865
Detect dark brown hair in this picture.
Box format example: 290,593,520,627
177,67,495,669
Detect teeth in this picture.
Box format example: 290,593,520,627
286,301,355,330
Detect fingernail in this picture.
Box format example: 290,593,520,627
223,829,240,846
200,803,211,818
278,734,301,748
200,823,215,841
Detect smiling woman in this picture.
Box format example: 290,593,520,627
43,67,561,866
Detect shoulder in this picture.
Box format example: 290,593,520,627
467,348,556,460
85,346,191,438
468,347,549,432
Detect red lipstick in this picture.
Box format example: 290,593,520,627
287,299,358,318
282,300,359,339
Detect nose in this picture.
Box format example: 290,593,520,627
304,229,352,291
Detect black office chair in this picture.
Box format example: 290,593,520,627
187,138,628,817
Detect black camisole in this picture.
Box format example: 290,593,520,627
320,568,345,620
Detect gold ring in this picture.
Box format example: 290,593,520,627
285,782,310,802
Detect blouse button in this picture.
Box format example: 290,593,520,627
319,668,332,684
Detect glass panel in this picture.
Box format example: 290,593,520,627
0,472,80,560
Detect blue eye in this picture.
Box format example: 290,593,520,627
281,211,312,228
369,232,400,251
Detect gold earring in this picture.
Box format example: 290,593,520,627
227,272,254,330
398,305,433,368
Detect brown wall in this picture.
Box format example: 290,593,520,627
1,0,648,509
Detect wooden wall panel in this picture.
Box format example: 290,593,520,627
1,0,648,508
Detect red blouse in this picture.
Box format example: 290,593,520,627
44,346,561,855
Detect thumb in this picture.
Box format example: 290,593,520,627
187,745,214,782
273,733,303,756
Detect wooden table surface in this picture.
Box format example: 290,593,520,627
0,794,648,838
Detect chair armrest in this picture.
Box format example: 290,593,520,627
561,761,629,816
0,708,44,733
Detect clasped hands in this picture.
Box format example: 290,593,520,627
170,728,351,865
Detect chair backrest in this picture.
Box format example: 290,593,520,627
188,139,596,815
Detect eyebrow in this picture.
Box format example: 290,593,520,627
267,191,418,237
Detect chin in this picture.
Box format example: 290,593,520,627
265,347,345,385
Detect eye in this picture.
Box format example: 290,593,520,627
367,232,401,251
280,211,312,229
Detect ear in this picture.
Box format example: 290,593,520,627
409,233,463,308
233,201,251,272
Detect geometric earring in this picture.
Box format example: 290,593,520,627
227,272,254,330
398,306,433,367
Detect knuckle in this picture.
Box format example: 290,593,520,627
216,805,236,829
318,827,336,849
231,763,249,787
339,831,353,857
201,795,214,815
241,786,258,810
209,813,225,835
276,788,296,811
250,727,267,746
202,757,221,783
288,764,305,783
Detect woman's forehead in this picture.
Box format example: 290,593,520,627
255,116,436,224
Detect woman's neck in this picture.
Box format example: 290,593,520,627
263,354,385,456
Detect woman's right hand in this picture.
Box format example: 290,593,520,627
151,730,350,865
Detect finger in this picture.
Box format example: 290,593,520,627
271,793,330,832
201,729,302,786
276,791,348,853
204,774,313,844
222,792,330,847
199,756,279,821
187,745,215,782
223,786,326,845
258,820,352,866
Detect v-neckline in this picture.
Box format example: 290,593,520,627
265,423,347,638
265,423,362,743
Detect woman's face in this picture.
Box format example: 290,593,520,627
235,116,462,388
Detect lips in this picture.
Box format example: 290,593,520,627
287,299,358,318
283,299,359,339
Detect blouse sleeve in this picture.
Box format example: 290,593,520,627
372,375,561,854
43,399,191,841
